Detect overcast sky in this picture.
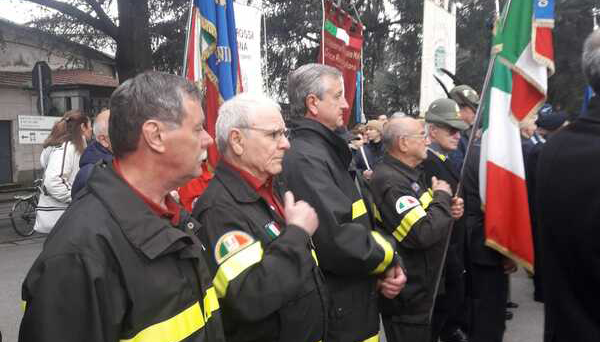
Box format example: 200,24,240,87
0,0,49,24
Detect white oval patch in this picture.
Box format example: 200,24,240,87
395,196,420,215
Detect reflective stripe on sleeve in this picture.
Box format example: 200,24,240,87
352,199,367,220
372,203,383,223
203,287,219,321
120,302,205,342
362,333,379,342
419,190,433,209
213,241,263,298
392,205,427,242
370,231,394,274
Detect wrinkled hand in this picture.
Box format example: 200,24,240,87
363,170,373,180
503,257,518,274
284,191,318,236
431,176,452,196
450,197,464,219
377,265,407,299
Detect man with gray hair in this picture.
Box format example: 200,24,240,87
71,109,113,196
370,116,464,342
536,29,600,342
193,92,327,342
283,63,406,342
19,71,225,342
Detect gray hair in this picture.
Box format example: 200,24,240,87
109,71,201,158
382,117,414,150
287,63,342,118
93,109,110,137
583,30,600,93
216,92,281,153
390,111,406,119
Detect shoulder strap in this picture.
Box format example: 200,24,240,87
60,141,68,177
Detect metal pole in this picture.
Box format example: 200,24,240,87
37,64,44,116
263,7,269,93
182,0,195,77
321,0,326,64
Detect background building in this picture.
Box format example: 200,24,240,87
0,18,118,185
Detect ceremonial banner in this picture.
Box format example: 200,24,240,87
479,0,555,271
184,0,242,166
318,0,363,124
419,0,456,114
233,2,263,94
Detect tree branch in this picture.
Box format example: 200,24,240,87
83,0,115,34
23,0,118,39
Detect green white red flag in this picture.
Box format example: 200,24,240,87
479,0,554,272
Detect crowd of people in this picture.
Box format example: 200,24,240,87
17,29,600,342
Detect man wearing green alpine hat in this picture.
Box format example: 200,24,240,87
448,85,480,171
422,98,470,342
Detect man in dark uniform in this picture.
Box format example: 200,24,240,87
536,29,600,342
370,116,465,342
448,85,480,171
193,93,327,342
462,140,516,342
421,99,470,342
283,63,406,342
19,72,225,342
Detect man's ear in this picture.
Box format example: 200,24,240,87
230,128,245,156
141,120,166,153
305,94,320,118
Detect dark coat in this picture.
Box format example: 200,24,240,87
20,161,225,342
370,153,453,324
355,140,385,171
536,111,600,342
71,140,113,197
192,162,327,342
282,117,398,342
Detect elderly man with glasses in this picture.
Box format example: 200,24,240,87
192,92,327,342
370,115,465,342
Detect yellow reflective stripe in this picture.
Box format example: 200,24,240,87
419,190,433,209
311,249,319,266
213,241,263,298
393,206,426,242
21,301,26,312
203,287,219,321
370,231,394,274
362,333,379,342
120,302,204,342
372,203,383,222
352,199,367,220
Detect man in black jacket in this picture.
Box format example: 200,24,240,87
421,98,470,342
282,63,406,342
536,30,600,342
370,116,464,342
193,93,327,342
19,72,225,342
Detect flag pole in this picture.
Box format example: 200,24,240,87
455,0,513,198
321,0,326,64
182,0,195,77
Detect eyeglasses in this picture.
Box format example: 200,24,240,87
240,126,291,141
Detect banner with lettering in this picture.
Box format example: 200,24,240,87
233,2,263,94
318,0,363,125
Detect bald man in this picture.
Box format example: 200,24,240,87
71,109,113,196
370,117,464,342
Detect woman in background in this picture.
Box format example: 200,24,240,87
34,110,92,233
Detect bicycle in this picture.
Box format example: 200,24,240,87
9,179,42,237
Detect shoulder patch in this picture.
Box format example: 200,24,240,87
395,196,420,215
264,221,281,239
214,231,255,265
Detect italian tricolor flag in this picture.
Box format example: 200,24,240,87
479,0,554,272
324,20,362,49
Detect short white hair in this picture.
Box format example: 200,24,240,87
215,93,281,153
93,109,110,137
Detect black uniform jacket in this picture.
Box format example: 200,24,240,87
192,162,327,342
370,154,453,324
536,111,600,342
462,143,504,266
19,160,225,342
282,117,397,342
421,149,467,286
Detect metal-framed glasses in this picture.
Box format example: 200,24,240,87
240,126,291,141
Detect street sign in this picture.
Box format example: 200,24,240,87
18,130,50,145
18,115,60,130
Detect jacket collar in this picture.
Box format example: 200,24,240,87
289,117,352,168
214,161,263,204
382,153,421,182
87,161,199,260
